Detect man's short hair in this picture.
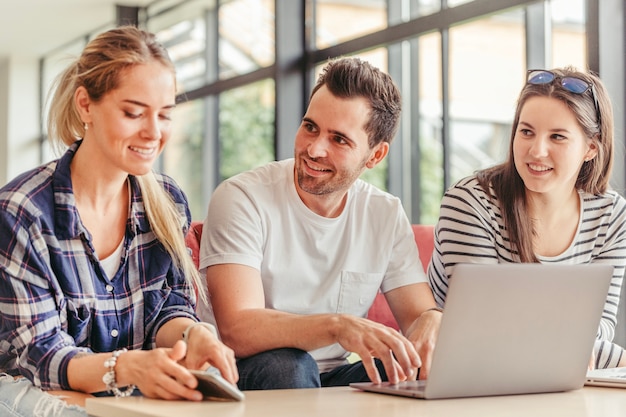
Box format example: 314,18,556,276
311,57,402,147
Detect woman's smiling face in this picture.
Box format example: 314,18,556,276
513,95,597,197
77,61,177,177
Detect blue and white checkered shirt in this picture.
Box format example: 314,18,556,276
0,140,198,390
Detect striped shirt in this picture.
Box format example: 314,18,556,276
0,141,198,390
428,175,626,368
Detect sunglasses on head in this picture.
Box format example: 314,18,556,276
526,69,601,127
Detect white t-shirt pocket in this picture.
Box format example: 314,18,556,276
337,271,383,316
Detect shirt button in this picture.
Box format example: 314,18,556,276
111,329,119,338
106,285,114,292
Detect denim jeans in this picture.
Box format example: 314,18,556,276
236,348,387,390
0,375,87,417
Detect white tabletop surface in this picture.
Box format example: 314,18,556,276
86,385,626,417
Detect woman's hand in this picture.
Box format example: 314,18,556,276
182,324,238,385
115,342,205,401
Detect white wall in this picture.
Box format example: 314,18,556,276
0,58,9,186
0,56,41,186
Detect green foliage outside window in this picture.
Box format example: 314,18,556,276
360,157,388,191
219,80,276,181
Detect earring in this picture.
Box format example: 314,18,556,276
84,123,88,131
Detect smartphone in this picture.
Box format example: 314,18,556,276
189,368,245,401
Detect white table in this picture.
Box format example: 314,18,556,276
86,385,626,417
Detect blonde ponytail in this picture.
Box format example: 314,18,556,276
46,62,87,155
138,173,207,306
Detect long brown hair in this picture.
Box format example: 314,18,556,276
47,26,205,304
476,67,614,262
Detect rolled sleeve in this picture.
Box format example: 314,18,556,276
0,213,85,389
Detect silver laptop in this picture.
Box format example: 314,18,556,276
351,263,612,399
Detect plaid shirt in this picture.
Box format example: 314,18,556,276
0,141,197,390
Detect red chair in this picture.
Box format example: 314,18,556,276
185,221,435,331
185,221,204,269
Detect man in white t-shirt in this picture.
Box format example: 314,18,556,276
199,57,441,390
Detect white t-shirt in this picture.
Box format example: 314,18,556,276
200,159,425,371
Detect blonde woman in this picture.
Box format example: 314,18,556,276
0,26,236,416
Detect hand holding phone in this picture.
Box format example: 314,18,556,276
190,367,245,401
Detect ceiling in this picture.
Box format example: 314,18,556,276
0,0,152,59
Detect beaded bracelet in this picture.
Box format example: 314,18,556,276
102,348,136,397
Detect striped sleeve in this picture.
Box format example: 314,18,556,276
580,192,626,368
577,192,626,344
427,176,511,306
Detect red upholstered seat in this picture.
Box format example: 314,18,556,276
184,221,435,331
185,221,204,269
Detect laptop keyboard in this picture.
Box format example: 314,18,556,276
384,380,427,391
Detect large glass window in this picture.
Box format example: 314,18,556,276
448,9,526,185
36,0,600,226
166,79,277,221
148,0,217,91
152,0,593,224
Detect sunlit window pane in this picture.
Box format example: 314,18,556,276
448,9,525,184
418,32,444,225
315,0,386,49
149,0,217,92
219,79,275,180
414,0,441,17
219,0,275,78
165,98,211,220
551,0,586,69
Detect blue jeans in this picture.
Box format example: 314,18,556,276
236,348,388,390
0,375,87,417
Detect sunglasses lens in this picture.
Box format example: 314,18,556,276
526,70,600,127
561,77,589,94
528,70,554,85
